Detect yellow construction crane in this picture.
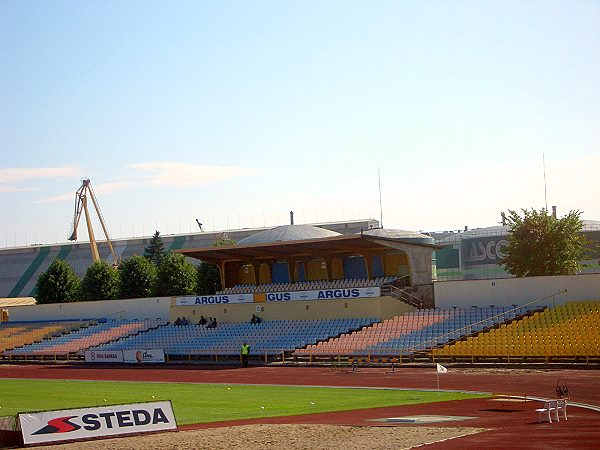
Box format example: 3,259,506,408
68,179,118,266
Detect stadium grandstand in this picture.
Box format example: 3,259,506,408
0,219,599,369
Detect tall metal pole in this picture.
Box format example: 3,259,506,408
378,168,383,228
543,154,548,211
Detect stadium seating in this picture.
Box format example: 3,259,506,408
0,321,81,353
220,277,396,295
295,306,525,357
4,319,165,357
92,318,378,356
432,301,600,360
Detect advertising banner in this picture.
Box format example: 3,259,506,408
266,287,380,302
19,401,177,445
123,349,165,363
175,293,254,306
462,237,509,266
84,350,123,363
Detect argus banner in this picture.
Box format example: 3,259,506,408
175,293,254,306
19,401,177,445
265,287,381,302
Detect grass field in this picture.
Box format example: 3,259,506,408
0,379,488,425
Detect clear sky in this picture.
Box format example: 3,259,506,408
1,1,599,247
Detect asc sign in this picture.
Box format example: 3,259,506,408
463,238,509,265
19,401,177,445
266,287,380,302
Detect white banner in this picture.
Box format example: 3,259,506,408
123,349,165,363
266,287,381,302
19,401,177,445
175,293,254,306
84,350,123,363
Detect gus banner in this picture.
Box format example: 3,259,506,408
265,287,381,302
19,401,177,445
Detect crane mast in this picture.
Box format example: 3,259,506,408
68,179,118,266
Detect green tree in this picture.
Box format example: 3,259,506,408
119,255,157,299
80,260,121,301
35,259,81,304
144,230,166,266
500,208,588,277
196,262,221,295
155,253,197,296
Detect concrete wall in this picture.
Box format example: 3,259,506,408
6,297,171,322
169,296,415,324
434,273,600,309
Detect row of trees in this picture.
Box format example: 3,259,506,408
35,232,223,304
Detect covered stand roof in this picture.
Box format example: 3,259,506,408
0,297,36,307
178,233,441,265
360,228,435,245
238,224,341,245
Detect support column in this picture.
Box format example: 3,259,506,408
286,259,296,283
364,253,373,280
252,262,261,285
219,261,227,289
324,258,332,281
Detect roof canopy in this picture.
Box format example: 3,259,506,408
0,297,36,307
237,224,341,245
360,228,434,244
178,234,440,264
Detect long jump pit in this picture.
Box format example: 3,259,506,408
3,364,600,449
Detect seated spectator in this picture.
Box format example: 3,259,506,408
174,317,182,326
181,316,190,326
207,317,217,329
198,315,207,326
250,314,261,324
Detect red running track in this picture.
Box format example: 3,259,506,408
1,364,599,449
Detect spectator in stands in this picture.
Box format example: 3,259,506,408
207,317,217,329
240,342,250,367
198,315,207,326
174,317,182,326
250,314,261,324
181,316,190,326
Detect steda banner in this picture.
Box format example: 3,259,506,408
19,401,177,445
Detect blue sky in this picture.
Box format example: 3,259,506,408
1,1,599,247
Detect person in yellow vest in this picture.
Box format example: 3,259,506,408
241,342,250,367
